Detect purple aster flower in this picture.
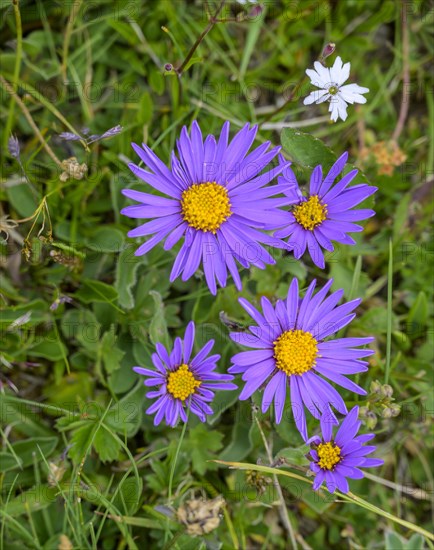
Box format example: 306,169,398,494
229,277,373,439
308,406,384,493
133,322,237,426
121,121,292,294
274,152,377,268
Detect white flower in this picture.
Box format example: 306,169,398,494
236,0,256,3
303,56,369,122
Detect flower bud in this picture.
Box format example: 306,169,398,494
321,43,336,60
382,384,393,398
370,380,382,395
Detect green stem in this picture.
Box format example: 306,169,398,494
168,409,190,502
61,0,83,83
385,239,393,384
254,413,298,550
214,460,434,542
4,0,23,148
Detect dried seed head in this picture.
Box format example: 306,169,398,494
177,496,225,536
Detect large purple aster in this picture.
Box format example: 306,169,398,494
229,277,373,439
308,406,384,493
274,152,377,268
121,121,292,294
133,322,236,427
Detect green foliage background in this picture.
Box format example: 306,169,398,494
0,0,433,548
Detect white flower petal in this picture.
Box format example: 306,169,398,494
337,97,349,121
329,101,339,122
329,56,344,83
313,61,331,87
316,92,331,104
305,68,326,88
303,92,319,105
304,90,330,105
340,83,369,95
329,96,348,122
339,91,367,104
337,62,351,85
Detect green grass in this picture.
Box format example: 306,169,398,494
1,1,433,549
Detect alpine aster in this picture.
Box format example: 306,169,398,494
229,278,373,439
121,121,292,294
308,406,384,493
274,152,377,268
134,322,236,427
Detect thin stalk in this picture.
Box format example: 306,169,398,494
385,239,393,384
392,3,410,141
176,0,227,77
168,410,190,502
175,0,226,103
214,460,434,542
61,0,83,83
254,413,298,550
4,0,23,149
0,76,63,169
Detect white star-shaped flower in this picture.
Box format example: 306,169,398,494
303,56,369,122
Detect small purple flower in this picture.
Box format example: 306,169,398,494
58,132,82,141
8,135,21,159
229,277,373,439
134,322,237,427
308,406,384,493
121,120,292,294
274,152,377,268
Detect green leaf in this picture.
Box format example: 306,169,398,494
100,326,125,374
0,452,22,472
112,477,144,516
68,423,95,464
385,531,406,550
6,183,39,217
86,227,125,253
61,309,101,352
75,279,119,305
149,290,170,347
93,428,121,462
104,383,145,437
12,437,58,468
4,485,57,517
138,91,154,124
115,247,147,309
28,336,67,361
219,402,255,461
278,446,309,467
281,128,337,171
406,533,425,550
182,424,224,475
239,6,265,79
107,19,140,45
407,291,428,332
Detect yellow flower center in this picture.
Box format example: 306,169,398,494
273,330,318,376
317,442,342,470
293,195,328,231
181,182,232,233
166,363,201,401
328,85,339,95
